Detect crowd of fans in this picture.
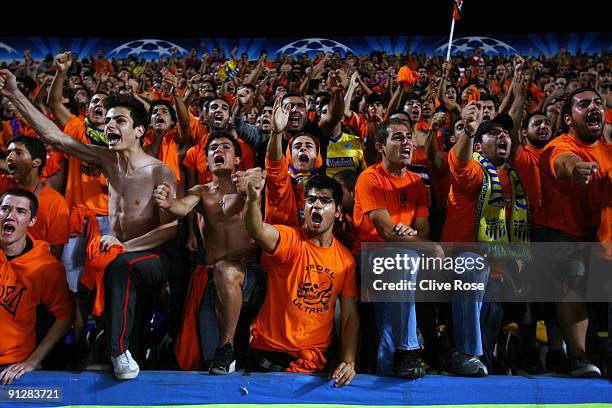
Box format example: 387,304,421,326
0,43,610,386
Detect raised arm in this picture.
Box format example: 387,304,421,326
319,70,345,138
244,58,264,86
344,71,359,120
46,52,73,128
244,167,279,253
453,100,482,162
437,61,462,115
32,76,50,116
163,71,192,147
508,69,527,160
154,181,202,217
266,98,289,161
0,69,107,166
553,155,599,186
426,113,447,170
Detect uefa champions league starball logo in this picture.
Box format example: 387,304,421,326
275,38,354,57
0,41,19,61
436,36,518,56
107,39,188,59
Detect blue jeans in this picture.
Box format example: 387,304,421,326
357,249,420,375
451,252,490,356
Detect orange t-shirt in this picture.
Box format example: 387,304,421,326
62,115,108,216
143,128,182,183
489,79,512,97
597,169,612,258
93,58,114,75
353,163,429,252
189,114,210,146
183,137,255,185
0,238,75,365
513,144,543,215
41,151,65,182
264,156,304,227
535,134,612,241
251,225,357,371
0,177,70,245
441,149,512,242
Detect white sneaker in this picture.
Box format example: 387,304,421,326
111,350,140,380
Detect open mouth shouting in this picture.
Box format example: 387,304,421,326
93,107,105,119
537,129,551,140
496,140,509,155
400,146,412,161
107,133,122,148
586,111,603,131
289,113,302,128
154,116,166,128
310,211,323,227
298,153,310,164
6,162,17,175
213,154,225,166
213,112,225,126
1,221,16,237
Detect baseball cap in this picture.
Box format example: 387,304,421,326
474,112,513,141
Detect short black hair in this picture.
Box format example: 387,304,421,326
92,91,109,98
205,130,242,158
205,98,229,114
103,94,148,131
521,111,548,130
388,110,414,128
305,175,343,209
282,92,305,103
479,93,498,106
6,136,46,176
291,132,319,153
148,99,177,127
333,170,359,192
242,83,256,92
562,87,602,117
1,187,39,219
318,97,331,110
374,118,410,145
366,92,384,105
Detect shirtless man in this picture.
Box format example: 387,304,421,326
154,130,260,375
0,69,177,380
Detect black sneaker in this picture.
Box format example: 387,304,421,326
394,349,425,379
209,342,236,375
569,355,601,378
605,353,612,379
545,349,569,374
514,348,545,374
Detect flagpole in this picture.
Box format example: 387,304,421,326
446,16,456,61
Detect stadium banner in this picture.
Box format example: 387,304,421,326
0,32,610,62
1,371,612,407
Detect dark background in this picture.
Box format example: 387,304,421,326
1,2,609,38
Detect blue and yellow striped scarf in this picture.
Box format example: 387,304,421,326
473,152,530,244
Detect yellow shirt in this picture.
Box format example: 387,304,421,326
325,131,366,177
